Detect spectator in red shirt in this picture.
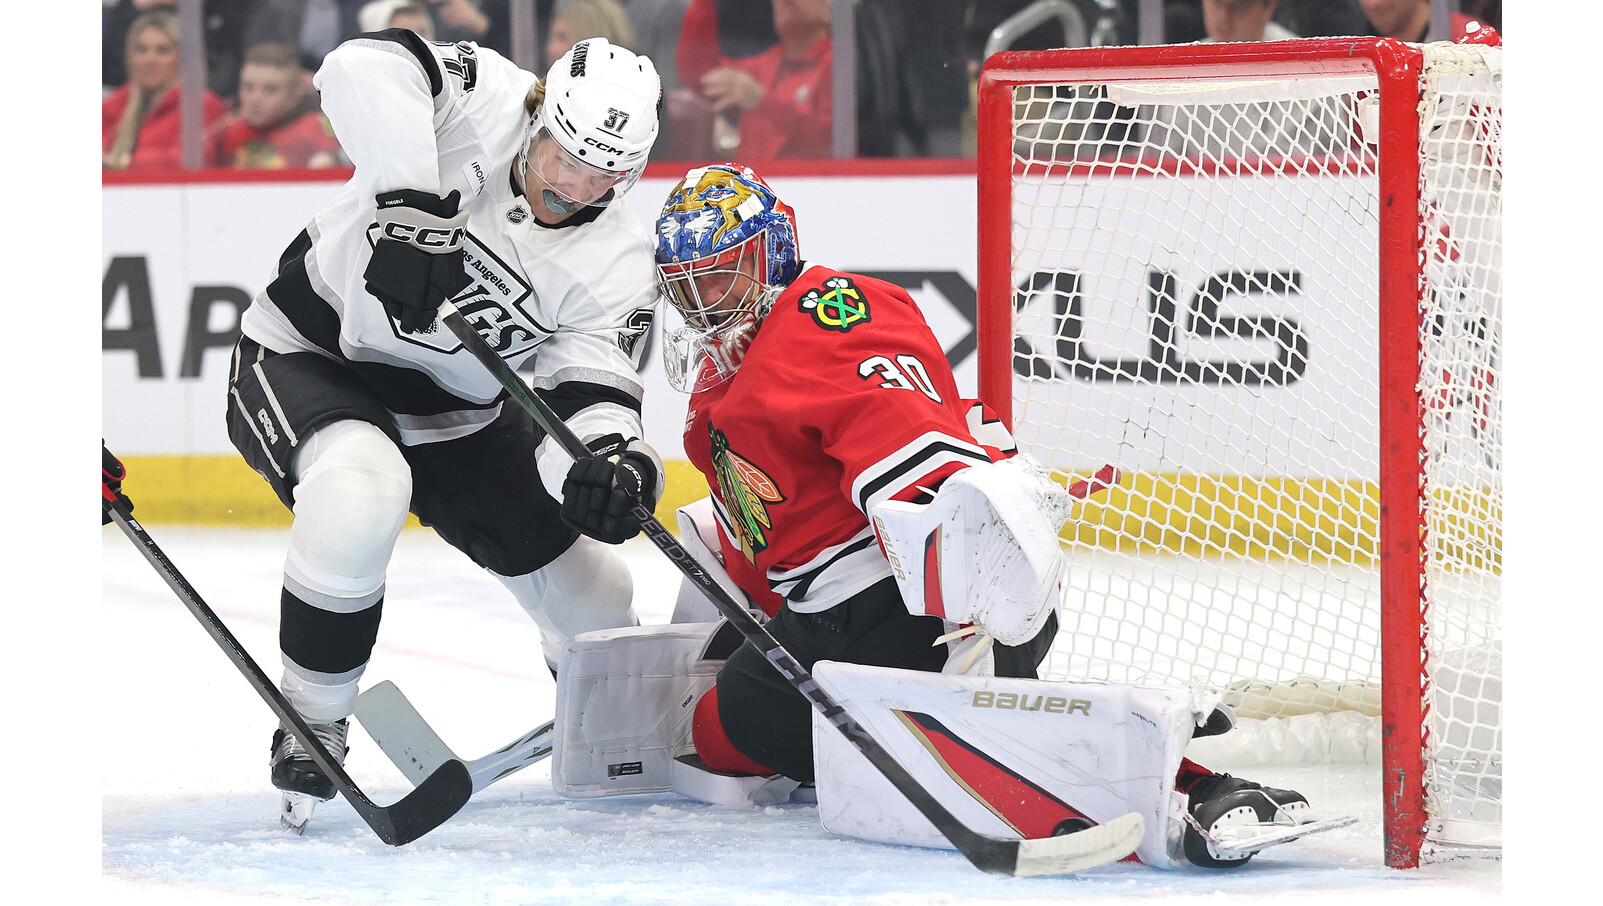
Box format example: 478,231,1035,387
211,43,346,169
675,0,777,90
698,0,832,160
103,8,227,170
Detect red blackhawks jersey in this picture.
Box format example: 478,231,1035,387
682,264,1015,617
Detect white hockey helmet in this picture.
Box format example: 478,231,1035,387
524,38,660,210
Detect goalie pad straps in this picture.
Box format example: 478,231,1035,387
810,662,1201,869
871,454,1071,646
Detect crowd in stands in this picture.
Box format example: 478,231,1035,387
101,0,1504,173
102,0,516,171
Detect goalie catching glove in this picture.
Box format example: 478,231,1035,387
871,454,1072,646
561,434,663,544
364,189,472,333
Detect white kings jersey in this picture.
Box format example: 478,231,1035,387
239,31,659,498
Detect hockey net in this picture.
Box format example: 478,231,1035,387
975,38,1501,867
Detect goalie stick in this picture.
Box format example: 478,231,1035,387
439,300,1146,876
106,503,473,845
355,680,554,793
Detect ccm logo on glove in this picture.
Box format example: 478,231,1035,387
377,220,465,249
365,188,473,334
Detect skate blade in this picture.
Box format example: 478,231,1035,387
280,792,319,834
1207,813,1359,857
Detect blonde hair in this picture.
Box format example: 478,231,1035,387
555,0,637,51
523,78,546,118
105,9,183,170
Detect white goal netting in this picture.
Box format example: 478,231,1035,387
984,39,1501,860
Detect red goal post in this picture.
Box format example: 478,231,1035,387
975,38,1501,868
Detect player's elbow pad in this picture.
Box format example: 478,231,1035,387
870,454,1071,646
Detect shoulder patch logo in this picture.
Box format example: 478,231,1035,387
799,276,870,332
709,424,785,565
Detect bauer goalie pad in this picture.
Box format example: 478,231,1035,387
870,455,1072,646
552,622,724,797
811,662,1200,869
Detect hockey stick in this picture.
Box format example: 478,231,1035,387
438,300,1145,876
106,504,473,845
354,680,554,793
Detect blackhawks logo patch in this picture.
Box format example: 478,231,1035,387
799,276,870,332
709,424,785,565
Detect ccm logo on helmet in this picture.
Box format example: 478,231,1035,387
381,222,466,250
583,135,626,156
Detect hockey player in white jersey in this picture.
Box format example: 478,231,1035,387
223,29,667,831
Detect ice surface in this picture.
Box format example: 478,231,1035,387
99,526,1504,905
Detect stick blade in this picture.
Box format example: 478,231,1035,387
1010,812,1145,877
359,757,474,846
355,680,460,786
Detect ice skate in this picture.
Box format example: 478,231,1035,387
1182,773,1354,868
270,718,349,833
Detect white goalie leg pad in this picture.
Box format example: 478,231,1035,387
871,454,1072,646
552,622,724,797
811,662,1201,868
668,496,746,624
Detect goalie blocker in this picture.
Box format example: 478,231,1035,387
551,623,1348,868
870,453,1074,647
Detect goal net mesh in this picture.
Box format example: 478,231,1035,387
992,41,1500,855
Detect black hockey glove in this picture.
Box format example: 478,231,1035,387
560,434,660,544
102,441,132,524
364,189,472,333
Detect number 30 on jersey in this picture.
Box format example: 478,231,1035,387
859,354,942,403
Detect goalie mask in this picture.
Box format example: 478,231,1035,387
655,164,800,393
518,38,660,214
